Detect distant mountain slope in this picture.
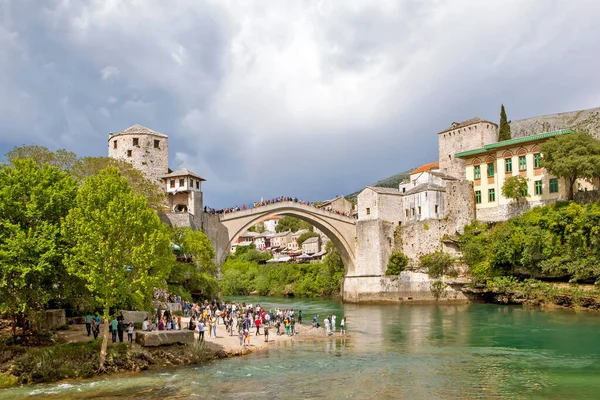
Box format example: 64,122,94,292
345,169,413,202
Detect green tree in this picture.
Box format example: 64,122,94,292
0,159,78,334
5,145,78,171
63,167,174,370
420,252,456,278
540,132,600,200
71,157,166,210
386,251,409,275
501,175,529,202
275,216,312,233
296,231,319,247
498,104,511,141
170,227,217,276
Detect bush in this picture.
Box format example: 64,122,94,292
430,280,446,300
386,251,409,275
420,252,455,278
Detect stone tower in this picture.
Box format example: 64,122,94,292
108,124,169,184
438,118,498,179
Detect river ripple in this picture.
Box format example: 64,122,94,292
2,298,600,399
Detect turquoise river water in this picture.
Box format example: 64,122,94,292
2,297,600,399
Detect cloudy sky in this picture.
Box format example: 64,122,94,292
1,0,599,207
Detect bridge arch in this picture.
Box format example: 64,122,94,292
218,202,356,276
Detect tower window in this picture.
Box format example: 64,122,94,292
179,178,184,187
435,205,439,214
366,208,371,215
190,179,194,187
113,140,117,149
127,150,132,157
196,181,199,189
170,180,175,188
418,206,422,215
154,140,160,148
133,138,139,146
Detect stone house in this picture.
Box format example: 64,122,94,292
288,229,310,252
455,129,583,221
356,186,403,224
316,196,353,215
163,168,205,216
262,216,280,233
301,236,320,255
268,231,292,250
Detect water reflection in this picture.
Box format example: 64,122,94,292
3,301,600,399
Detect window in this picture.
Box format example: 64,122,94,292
475,191,481,204
550,178,559,193
190,179,194,187
113,140,117,149
519,155,527,171
412,208,415,216
366,208,370,215
127,150,132,157
505,158,512,173
474,165,481,179
179,178,185,187
535,180,543,195
487,162,495,177
534,153,541,168
405,209,409,217
435,205,439,214
488,189,496,202
154,140,160,148
196,181,200,189
418,206,422,215
402,187,406,193
170,180,175,188
133,138,139,146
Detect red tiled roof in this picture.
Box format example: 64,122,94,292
411,162,439,174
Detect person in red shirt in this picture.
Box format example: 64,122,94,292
255,316,261,336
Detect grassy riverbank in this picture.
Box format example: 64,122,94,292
468,277,600,310
0,338,218,389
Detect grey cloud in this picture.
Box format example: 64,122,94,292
1,0,600,208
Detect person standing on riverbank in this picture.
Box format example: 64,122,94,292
238,328,243,346
212,315,217,338
331,314,336,332
110,317,118,344
255,315,262,336
340,317,346,335
264,324,269,342
298,310,302,325
198,320,205,342
85,313,93,336
324,317,331,336
127,323,134,344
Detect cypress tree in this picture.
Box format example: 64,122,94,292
498,104,511,141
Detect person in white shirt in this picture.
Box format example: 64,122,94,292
331,314,336,332
197,320,205,342
142,318,149,331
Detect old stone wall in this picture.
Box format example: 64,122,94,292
201,213,231,266
510,107,600,139
354,219,395,276
108,133,169,184
574,190,600,204
343,272,469,303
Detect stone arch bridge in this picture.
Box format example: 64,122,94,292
218,201,357,275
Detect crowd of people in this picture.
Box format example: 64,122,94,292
141,293,347,346
203,196,356,218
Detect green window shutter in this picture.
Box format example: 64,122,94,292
474,165,481,179
505,158,512,173
535,180,543,195
519,155,527,171
487,162,495,177
534,153,541,168
550,178,559,193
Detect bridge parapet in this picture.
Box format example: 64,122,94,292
218,201,356,224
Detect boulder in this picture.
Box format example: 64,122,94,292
135,330,195,347
120,310,149,324
46,309,66,329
